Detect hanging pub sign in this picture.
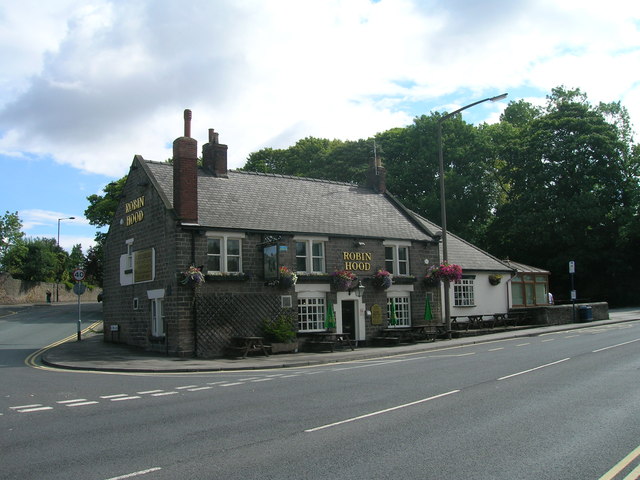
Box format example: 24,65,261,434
262,235,286,280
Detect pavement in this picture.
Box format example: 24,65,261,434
36,307,640,373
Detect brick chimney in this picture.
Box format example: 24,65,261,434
367,150,387,193
173,109,198,223
202,128,228,178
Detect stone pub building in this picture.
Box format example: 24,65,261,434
103,110,443,357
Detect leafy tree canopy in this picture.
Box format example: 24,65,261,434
0,211,24,269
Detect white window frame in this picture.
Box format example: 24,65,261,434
294,236,327,273
454,277,475,307
148,289,165,337
297,291,327,332
383,240,411,276
386,293,411,327
125,239,134,270
206,232,245,274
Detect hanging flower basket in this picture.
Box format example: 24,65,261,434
331,269,357,291
371,269,393,290
180,266,205,287
425,262,463,283
277,266,298,289
423,275,440,287
488,274,502,286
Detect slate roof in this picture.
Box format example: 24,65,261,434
142,159,436,241
411,212,514,273
501,259,550,274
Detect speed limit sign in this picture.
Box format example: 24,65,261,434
72,269,86,282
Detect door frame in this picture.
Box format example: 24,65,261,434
336,291,365,342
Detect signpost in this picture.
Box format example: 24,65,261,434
569,261,576,323
73,269,86,341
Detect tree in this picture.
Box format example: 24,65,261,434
84,177,127,287
484,87,640,305
69,244,85,270
0,211,24,270
85,234,105,286
85,177,127,228
4,237,61,282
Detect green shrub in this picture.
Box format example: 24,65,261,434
263,311,298,343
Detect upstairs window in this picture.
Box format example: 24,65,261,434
294,237,327,273
206,233,244,273
384,241,410,275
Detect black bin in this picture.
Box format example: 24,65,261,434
578,305,593,322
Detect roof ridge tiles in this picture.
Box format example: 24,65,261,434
230,169,356,187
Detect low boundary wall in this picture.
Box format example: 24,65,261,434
510,302,609,325
0,273,100,304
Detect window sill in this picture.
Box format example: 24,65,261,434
296,274,332,282
391,275,416,284
204,273,250,282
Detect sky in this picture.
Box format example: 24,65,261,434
1,0,639,253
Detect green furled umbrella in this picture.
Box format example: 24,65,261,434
325,302,336,329
424,295,433,322
389,299,398,326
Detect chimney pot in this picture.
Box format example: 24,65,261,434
202,129,228,177
184,109,192,138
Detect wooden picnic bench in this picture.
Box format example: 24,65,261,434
305,332,354,352
374,327,418,346
409,324,442,342
224,336,271,358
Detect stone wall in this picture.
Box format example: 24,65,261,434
0,272,99,304
510,301,609,325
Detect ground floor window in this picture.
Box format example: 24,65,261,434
387,295,411,327
512,274,549,306
297,295,326,332
151,298,164,337
454,277,475,307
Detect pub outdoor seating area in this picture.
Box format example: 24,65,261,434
449,311,531,335
224,312,534,358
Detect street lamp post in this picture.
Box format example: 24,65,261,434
56,216,75,302
437,93,507,339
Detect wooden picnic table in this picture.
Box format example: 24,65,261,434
374,327,417,345
305,332,354,352
226,336,270,358
409,324,441,342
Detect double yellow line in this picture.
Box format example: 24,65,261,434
600,444,640,480
25,321,102,369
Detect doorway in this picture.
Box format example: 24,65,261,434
341,300,356,338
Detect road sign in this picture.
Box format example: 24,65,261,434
72,269,86,282
73,282,86,296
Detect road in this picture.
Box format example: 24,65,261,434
1,305,640,479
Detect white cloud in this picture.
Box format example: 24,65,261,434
19,209,86,230
0,0,638,176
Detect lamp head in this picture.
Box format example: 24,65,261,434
490,93,508,102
